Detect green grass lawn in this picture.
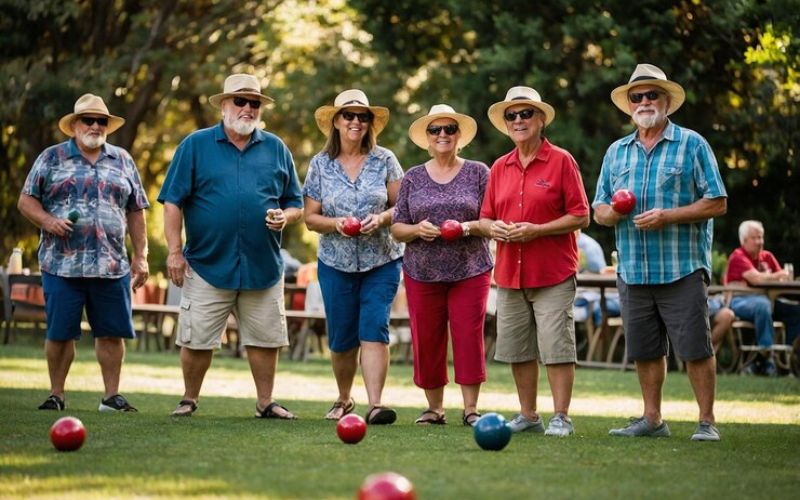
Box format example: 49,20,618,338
1,342,799,499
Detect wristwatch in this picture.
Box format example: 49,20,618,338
461,222,470,237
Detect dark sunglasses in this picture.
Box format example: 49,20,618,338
232,96,262,109
426,124,459,136
79,116,109,127
503,108,537,121
339,110,373,122
628,91,663,103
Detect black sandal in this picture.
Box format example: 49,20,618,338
171,399,198,417
325,397,355,420
365,405,397,425
255,401,296,420
415,409,447,425
463,411,481,427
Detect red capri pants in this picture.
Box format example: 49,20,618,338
404,271,491,389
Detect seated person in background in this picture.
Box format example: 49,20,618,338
707,295,735,351
574,231,619,325
725,220,800,375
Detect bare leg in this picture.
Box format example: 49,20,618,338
45,339,76,399
360,341,390,408
635,357,667,425
179,346,213,403
511,360,540,420
460,383,481,417
686,356,716,423
546,362,575,415
423,386,445,414
95,337,125,398
330,347,359,402
247,346,292,417
711,308,735,350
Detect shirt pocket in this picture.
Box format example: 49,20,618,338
611,166,632,191
179,298,192,344
657,164,684,188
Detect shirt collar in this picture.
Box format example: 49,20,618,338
66,138,116,160
214,121,265,145
503,137,553,168
621,119,678,146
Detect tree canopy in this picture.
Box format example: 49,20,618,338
2,0,798,275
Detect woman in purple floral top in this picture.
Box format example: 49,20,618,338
303,89,403,425
391,104,493,426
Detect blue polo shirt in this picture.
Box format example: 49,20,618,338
592,121,727,285
158,122,303,290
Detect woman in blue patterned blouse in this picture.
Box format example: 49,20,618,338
303,89,404,425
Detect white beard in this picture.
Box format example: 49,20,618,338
224,114,257,136
76,130,106,149
632,106,666,129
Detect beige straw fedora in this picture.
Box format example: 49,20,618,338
610,64,685,116
408,104,477,150
208,73,274,108
487,86,555,135
57,94,125,137
314,89,390,136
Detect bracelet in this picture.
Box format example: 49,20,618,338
461,222,470,237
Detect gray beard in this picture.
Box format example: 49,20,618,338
632,107,664,129
77,133,106,150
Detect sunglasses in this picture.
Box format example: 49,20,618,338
628,91,663,103
426,124,459,136
339,110,373,122
232,97,262,109
503,108,537,121
79,116,109,127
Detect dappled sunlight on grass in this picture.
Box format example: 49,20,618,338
0,453,52,468
0,474,232,497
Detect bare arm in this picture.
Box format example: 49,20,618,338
17,193,73,237
633,197,727,231
741,267,790,285
506,213,589,243
163,202,189,287
126,209,149,290
265,206,304,231
593,204,623,227
303,196,340,235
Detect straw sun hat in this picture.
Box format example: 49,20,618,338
208,73,274,108
57,94,125,137
407,104,477,150
314,89,390,136
487,86,555,135
610,64,685,116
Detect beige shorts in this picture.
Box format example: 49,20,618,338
494,277,577,364
176,269,288,350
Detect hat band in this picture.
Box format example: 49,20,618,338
511,96,530,101
630,76,658,83
342,99,367,106
233,87,260,93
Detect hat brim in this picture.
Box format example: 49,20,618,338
208,91,274,108
408,112,477,150
314,105,390,137
487,100,555,135
610,80,685,116
58,113,126,137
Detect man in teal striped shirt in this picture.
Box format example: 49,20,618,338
593,64,727,442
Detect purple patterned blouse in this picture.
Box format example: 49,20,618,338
393,160,493,282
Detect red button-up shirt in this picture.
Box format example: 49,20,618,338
480,139,589,289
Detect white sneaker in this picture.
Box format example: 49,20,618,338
508,414,544,433
544,413,574,437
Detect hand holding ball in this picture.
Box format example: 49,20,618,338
611,190,636,215
342,216,362,237
439,220,463,241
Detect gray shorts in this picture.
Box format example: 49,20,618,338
494,277,577,365
618,269,713,362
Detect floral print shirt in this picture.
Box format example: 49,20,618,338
303,146,404,272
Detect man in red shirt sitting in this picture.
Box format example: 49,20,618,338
725,220,800,375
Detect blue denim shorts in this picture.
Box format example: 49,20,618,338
317,258,401,352
42,272,135,341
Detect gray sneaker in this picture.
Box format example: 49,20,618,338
609,416,670,437
508,413,545,433
691,421,720,441
544,413,574,437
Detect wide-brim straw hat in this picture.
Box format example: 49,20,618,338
208,73,274,108
314,89,390,137
487,86,555,135
58,93,125,137
408,104,477,150
610,63,685,116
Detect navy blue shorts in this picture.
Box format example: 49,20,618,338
317,258,401,352
42,272,136,341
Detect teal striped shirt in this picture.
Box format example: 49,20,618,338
592,121,727,285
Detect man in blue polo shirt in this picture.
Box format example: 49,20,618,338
158,73,303,418
593,64,727,441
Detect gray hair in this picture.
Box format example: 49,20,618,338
738,220,764,244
